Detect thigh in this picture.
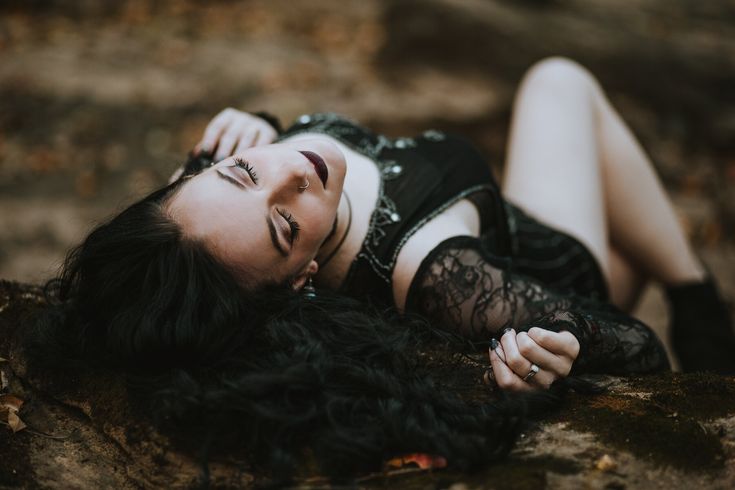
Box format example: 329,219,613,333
609,246,648,313
501,58,611,284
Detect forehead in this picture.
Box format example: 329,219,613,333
166,170,282,283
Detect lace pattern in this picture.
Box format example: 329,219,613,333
407,236,670,374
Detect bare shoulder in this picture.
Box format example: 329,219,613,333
392,199,480,311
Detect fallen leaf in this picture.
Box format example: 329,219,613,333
0,357,7,363
7,411,26,433
0,370,8,391
385,453,447,470
0,394,24,412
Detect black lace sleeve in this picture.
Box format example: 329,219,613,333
405,236,669,374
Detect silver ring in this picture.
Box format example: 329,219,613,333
522,363,540,382
298,179,310,191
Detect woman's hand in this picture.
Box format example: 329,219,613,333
199,108,278,161
485,327,580,391
168,108,278,183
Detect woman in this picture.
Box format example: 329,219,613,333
29,57,734,478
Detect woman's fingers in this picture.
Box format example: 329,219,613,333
489,348,532,391
528,327,580,360
200,109,278,159
214,123,247,161
489,329,569,391
168,166,185,184
499,329,534,378
516,331,572,377
200,108,235,154
233,129,260,155
255,125,277,146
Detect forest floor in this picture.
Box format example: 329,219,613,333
1,0,735,487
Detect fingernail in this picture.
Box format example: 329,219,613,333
490,338,499,350
502,327,514,336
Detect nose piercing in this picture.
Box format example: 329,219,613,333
298,179,310,191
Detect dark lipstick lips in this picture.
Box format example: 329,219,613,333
299,150,328,188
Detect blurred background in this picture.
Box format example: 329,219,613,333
1,0,734,366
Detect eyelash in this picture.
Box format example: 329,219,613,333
233,157,258,184
277,208,300,245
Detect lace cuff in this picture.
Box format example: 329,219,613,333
518,309,669,375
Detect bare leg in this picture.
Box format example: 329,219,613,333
502,57,704,312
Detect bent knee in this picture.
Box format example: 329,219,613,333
521,56,597,93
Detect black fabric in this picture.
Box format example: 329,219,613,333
487,202,610,302
666,278,735,373
405,235,669,374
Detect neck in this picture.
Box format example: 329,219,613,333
315,192,352,278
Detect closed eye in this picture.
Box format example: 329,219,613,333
277,208,300,245
232,158,258,184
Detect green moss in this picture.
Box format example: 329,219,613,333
646,373,735,420
559,373,735,472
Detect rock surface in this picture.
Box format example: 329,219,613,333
2,280,734,489
2,1,735,487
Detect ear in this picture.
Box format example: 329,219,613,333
291,259,319,291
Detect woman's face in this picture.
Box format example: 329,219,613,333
167,138,347,289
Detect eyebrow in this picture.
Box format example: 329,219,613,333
267,216,289,257
214,169,287,257
215,169,246,189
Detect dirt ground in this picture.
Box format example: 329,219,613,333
1,1,735,485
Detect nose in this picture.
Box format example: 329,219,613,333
271,158,309,199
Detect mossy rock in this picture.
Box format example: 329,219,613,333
1,280,734,489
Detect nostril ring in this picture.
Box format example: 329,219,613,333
298,180,310,191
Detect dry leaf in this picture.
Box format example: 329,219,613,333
1,394,26,433
0,394,24,412
0,370,8,391
7,411,26,433
0,357,7,363
385,453,447,470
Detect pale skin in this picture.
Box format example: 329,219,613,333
168,57,705,392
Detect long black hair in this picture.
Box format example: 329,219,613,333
24,177,564,482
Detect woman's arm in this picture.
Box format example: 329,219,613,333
406,235,670,384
